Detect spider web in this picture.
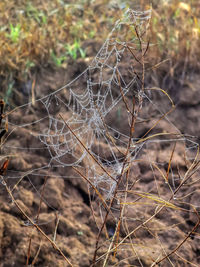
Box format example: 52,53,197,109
24,7,152,199
1,6,200,265
3,7,199,200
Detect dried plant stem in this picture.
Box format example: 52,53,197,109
96,205,165,263
151,207,200,266
92,98,137,265
31,241,42,266
92,24,148,264
59,113,117,182
3,177,74,267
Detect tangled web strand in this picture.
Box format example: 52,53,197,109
37,8,152,198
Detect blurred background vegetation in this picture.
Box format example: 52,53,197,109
0,0,199,103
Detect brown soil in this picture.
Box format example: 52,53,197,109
0,43,200,266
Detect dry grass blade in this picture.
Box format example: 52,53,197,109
113,219,121,258
166,142,176,182
174,252,199,267
173,145,200,195
53,213,60,242
135,132,179,145
145,87,175,108
121,192,178,210
31,78,36,106
137,104,175,142
152,162,169,183
147,59,170,71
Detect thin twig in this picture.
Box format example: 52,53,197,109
59,113,117,182
2,177,74,267
151,207,200,266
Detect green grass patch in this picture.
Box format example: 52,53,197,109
0,0,199,98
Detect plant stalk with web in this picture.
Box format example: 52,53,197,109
91,21,149,266
2,5,200,266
